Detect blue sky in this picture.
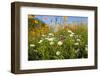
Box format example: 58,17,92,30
34,15,88,25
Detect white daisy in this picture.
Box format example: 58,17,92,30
58,41,63,46
42,34,46,37
70,34,74,37
68,30,72,33
74,42,79,45
48,33,54,36
30,44,35,47
77,39,80,42
50,42,54,45
38,40,43,43
71,32,75,35
47,38,55,41
56,51,61,56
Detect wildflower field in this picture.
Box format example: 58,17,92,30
28,15,88,60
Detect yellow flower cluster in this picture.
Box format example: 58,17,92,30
29,24,50,39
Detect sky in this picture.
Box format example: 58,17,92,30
34,15,88,25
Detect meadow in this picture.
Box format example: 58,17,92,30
28,15,88,60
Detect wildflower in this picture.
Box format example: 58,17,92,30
74,42,79,45
77,39,80,42
42,34,46,37
38,40,43,43
70,34,74,37
48,33,54,36
68,30,72,33
47,38,55,41
58,41,63,46
50,42,54,45
30,44,35,47
71,32,75,35
56,51,61,56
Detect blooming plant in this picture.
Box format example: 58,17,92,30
28,15,88,60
